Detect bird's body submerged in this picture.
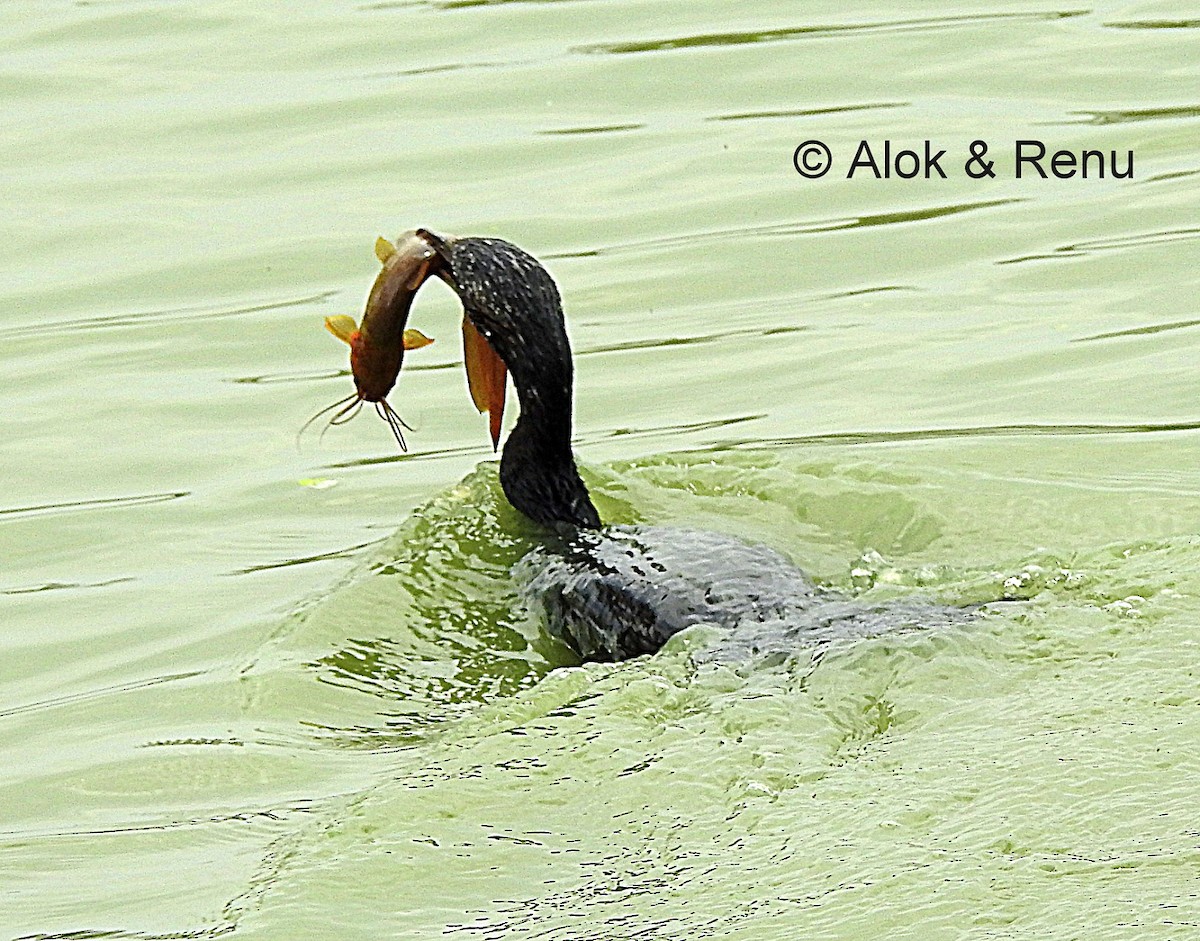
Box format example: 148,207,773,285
332,228,974,662
518,525,817,662
518,525,973,663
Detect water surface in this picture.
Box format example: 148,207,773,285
2,2,1199,938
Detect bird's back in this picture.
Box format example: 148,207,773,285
518,526,974,663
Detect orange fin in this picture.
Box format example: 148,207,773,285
462,316,507,450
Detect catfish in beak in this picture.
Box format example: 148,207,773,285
300,231,439,451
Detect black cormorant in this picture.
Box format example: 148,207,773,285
385,230,972,662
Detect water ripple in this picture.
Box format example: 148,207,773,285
14,925,231,941
326,415,765,468
547,199,1020,259
598,414,763,442
365,0,592,9
0,291,336,340
0,670,203,720
583,323,811,357
1074,318,1200,343
539,123,644,136
382,58,532,77
1,802,314,842
230,368,345,386
1067,104,1200,126
0,491,189,522
575,11,1089,55
228,539,384,576
997,226,1200,265
1104,19,1200,30
1144,167,1200,184
734,419,1200,451
320,415,1200,476
2,577,133,596
707,102,907,123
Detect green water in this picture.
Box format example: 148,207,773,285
3,2,1199,937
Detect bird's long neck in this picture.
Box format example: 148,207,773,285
495,330,600,531
437,234,601,530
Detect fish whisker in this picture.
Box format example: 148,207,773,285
376,399,409,452
297,392,358,449
318,397,365,444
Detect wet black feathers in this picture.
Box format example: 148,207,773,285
434,235,600,531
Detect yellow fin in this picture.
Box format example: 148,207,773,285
402,329,434,350
374,236,397,264
324,315,358,345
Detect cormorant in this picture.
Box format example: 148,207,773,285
369,230,972,662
